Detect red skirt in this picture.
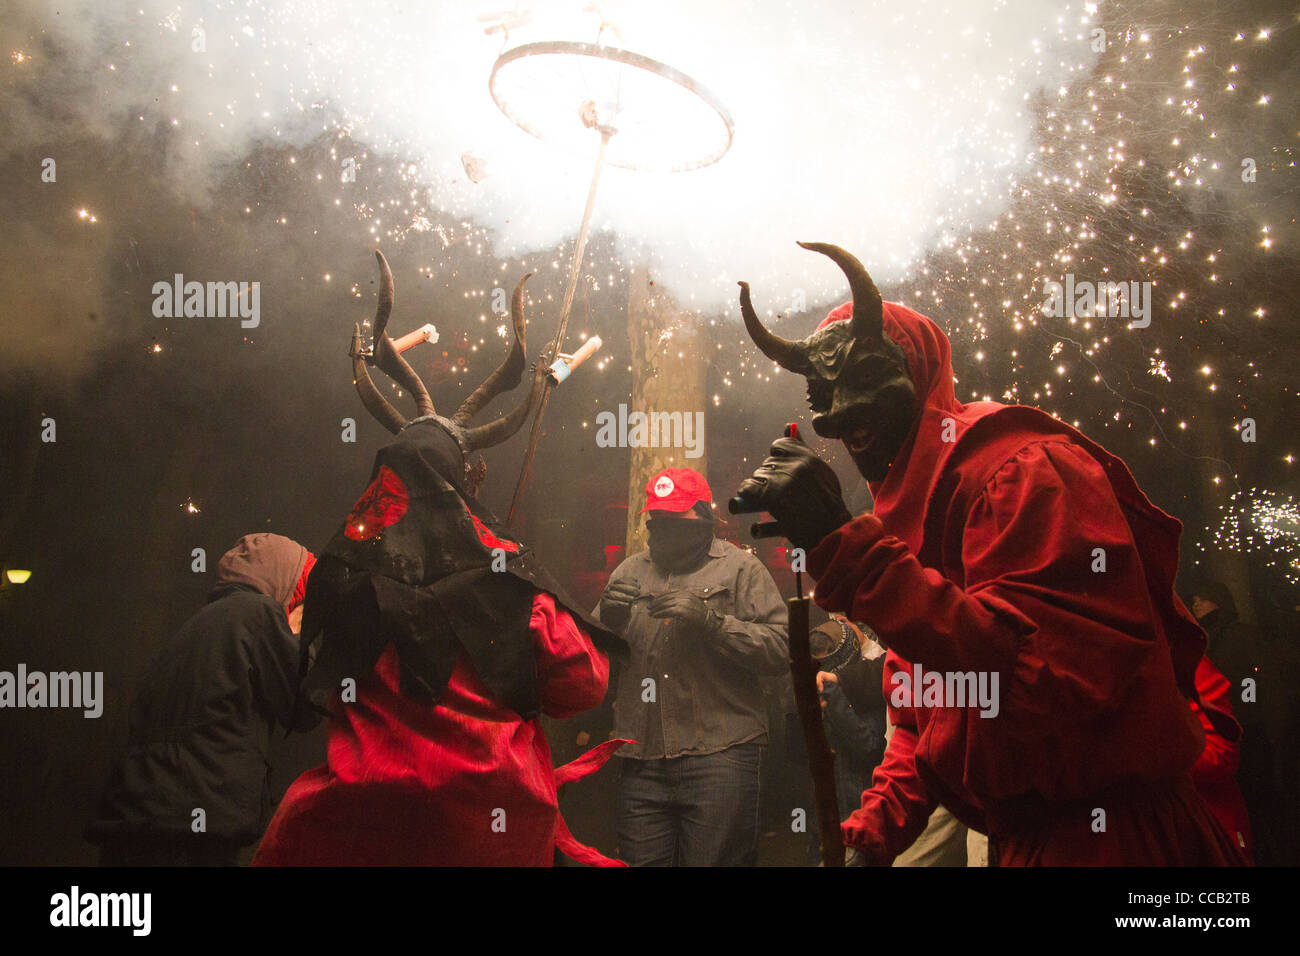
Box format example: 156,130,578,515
253,644,622,866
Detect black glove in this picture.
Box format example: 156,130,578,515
735,433,852,551
599,579,640,632
647,589,718,634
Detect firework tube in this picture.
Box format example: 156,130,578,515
547,335,603,384
392,323,439,353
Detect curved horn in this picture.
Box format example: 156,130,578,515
369,250,437,419
351,324,406,434
795,241,883,341
737,280,813,375
459,355,547,451
452,273,532,427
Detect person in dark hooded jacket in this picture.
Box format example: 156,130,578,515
86,533,317,865
1193,582,1269,705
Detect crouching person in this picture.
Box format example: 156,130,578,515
87,533,317,865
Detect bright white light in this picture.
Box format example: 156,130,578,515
34,0,1099,311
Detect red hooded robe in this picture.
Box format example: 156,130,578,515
806,301,1245,865
1190,655,1253,861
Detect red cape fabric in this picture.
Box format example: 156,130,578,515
1189,655,1253,861
288,552,316,615
253,592,627,866
808,301,1244,865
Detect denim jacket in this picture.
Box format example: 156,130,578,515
596,538,789,759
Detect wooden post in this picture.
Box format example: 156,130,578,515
624,268,708,554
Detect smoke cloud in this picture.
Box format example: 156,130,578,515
2,0,1097,378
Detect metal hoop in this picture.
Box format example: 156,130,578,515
489,40,735,172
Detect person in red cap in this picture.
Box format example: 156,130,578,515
734,242,1244,866
597,467,788,865
86,533,317,865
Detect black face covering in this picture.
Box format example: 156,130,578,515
409,416,469,494
647,518,715,572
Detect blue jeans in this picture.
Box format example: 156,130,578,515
617,743,762,866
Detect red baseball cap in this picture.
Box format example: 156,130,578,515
640,467,712,514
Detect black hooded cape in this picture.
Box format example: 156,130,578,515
298,419,623,722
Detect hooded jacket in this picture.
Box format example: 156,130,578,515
87,533,314,845
806,301,1244,865
1198,595,1271,733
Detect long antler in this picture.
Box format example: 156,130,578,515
452,274,530,427
351,251,434,434
460,274,547,451
351,322,407,435
370,251,436,418
350,251,542,449
738,242,886,374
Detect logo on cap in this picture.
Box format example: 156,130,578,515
653,476,675,498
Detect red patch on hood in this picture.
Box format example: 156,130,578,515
344,465,410,541
470,512,519,553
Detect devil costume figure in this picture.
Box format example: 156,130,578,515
253,253,626,867
735,242,1244,866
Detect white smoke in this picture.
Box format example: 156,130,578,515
7,0,1100,311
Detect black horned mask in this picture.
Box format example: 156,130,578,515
738,242,918,480
350,250,546,487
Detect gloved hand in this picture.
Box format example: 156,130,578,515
647,589,719,635
735,432,852,552
599,579,640,632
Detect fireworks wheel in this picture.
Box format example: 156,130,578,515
489,40,735,172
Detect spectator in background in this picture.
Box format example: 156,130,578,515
87,533,317,865
1193,582,1269,706
806,615,886,864
818,619,970,867
1192,581,1300,864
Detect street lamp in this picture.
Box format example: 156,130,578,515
0,565,32,590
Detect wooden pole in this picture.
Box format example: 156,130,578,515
788,589,845,866
507,129,612,527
